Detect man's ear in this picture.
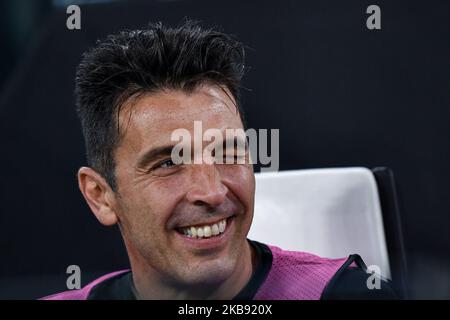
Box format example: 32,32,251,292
77,167,118,226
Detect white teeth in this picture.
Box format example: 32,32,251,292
219,220,226,233
204,226,212,237
180,218,228,239
211,224,219,236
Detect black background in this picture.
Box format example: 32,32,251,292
0,0,449,299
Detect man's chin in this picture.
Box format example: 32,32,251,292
175,257,237,287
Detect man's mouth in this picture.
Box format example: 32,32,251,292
176,216,233,239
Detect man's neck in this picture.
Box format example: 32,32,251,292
129,240,256,300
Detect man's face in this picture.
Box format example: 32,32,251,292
112,84,255,286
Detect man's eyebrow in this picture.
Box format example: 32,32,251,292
136,145,175,168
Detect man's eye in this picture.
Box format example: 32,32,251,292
156,159,176,169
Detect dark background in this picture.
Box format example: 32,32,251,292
0,0,449,299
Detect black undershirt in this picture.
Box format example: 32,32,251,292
87,240,398,300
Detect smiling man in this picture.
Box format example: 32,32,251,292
42,21,397,300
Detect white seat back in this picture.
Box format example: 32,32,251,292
248,167,391,278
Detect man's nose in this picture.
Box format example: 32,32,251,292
186,164,227,207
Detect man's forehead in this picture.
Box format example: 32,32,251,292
118,86,242,150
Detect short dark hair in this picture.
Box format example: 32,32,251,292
75,21,246,191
